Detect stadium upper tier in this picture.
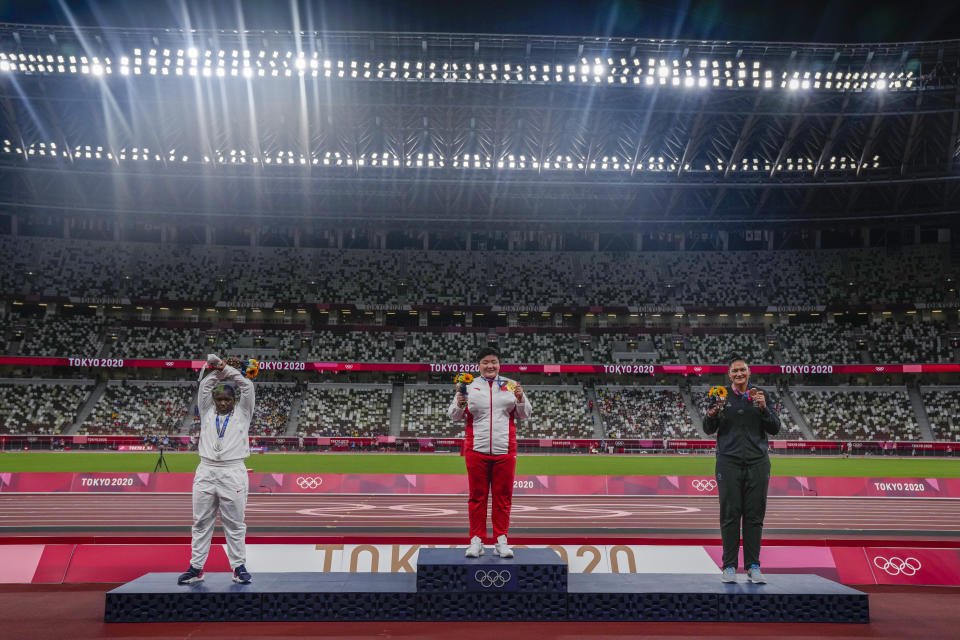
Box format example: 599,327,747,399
0,236,955,308
1,314,954,365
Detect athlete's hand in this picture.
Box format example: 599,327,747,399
707,397,725,417
514,384,525,402
754,390,767,409
457,394,467,408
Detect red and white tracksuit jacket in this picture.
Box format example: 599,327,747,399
448,376,533,539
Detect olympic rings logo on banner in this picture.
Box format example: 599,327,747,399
296,477,323,489
692,479,717,492
474,569,512,588
873,556,921,576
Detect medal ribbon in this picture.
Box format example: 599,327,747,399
215,412,232,442
483,374,505,389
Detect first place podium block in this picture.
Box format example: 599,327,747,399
105,546,868,623
416,548,569,621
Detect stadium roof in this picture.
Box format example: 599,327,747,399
0,24,958,227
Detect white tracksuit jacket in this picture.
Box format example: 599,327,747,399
197,363,254,461
448,375,533,455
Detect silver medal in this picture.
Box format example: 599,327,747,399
213,440,223,452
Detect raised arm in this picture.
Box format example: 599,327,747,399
703,397,724,435
752,389,780,436
758,400,781,436
197,354,255,415
220,362,255,416
514,389,533,419
448,392,467,421
197,354,223,414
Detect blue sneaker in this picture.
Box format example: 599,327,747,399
721,567,737,583
747,564,767,584
177,566,204,585
233,564,252,584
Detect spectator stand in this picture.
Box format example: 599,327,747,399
0,378,93,435
843,244,952,306
298,383,392,437
402,330,485,363
684,332,773,366
400,384,463,438
792,386,922,442
248,382,300,437
402,250,478,305
515,385,593,438
223,329,305,361
307,330,395,362
591,333,662,363
14,313,106,358
501,333,584,364
81,380,193,436
1,235,956,307
115,326,213,359
867,318,949,363
595,385,696,440
776,324,862,364
920,386,960,442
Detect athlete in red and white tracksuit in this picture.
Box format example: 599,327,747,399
448,371,533,541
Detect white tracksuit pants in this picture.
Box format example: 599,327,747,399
190,461,248,570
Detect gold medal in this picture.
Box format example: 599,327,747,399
506,381,517,392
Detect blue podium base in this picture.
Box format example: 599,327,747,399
104,571,868,623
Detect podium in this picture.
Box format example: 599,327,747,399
105,548,868,623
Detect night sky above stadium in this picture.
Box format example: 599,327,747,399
1,0,958,42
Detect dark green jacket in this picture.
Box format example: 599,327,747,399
703,386,781,464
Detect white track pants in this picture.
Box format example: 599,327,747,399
190,462,248,570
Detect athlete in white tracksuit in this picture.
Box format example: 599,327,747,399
178,354,254,584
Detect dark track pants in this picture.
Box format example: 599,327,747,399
716,456,770,570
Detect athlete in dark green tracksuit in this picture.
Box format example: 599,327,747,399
703,358,781,583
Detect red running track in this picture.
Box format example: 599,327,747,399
2,493,960,542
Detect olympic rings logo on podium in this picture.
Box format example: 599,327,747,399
692,479,717,492
873,556,921,576
474,569,512,588
296,477,323,490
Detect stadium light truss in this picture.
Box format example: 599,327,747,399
0,139,883,173
0,48,917,92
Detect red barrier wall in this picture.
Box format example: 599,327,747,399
3,542,959,586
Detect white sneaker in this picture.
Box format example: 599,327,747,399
494,534,513,558
747,565,767,584
465,536,484,558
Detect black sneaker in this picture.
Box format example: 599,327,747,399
233,564,252,584
177,566,204,585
